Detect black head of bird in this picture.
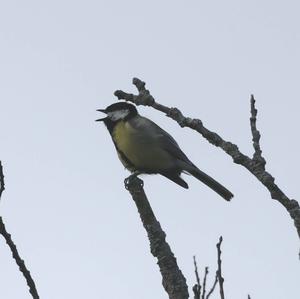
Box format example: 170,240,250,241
96,102,137,123
96,101,233,201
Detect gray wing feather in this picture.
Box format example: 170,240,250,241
129,116,192,164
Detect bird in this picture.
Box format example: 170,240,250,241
96,102,233,201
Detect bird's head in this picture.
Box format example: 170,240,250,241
96,102,138,123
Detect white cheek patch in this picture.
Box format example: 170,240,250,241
107,109,129,121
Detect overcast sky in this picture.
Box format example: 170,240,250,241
0,1,299,298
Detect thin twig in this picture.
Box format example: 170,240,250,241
114,78,300,241
125,175,189,299
216,236,225,299
0,161,40,299
250,95,265,167
205,272,218,299
193,256,201,299
0,218,39,298
201,267,208,299
192,285,200,299
0,161,5,199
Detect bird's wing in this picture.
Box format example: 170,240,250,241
129,116,192,165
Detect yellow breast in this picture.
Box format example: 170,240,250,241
112,121,134,156
112,121,172,171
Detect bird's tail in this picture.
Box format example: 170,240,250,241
186,164,233,201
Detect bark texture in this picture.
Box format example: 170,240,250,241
125,175,189,299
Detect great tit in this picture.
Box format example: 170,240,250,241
96,102,233,201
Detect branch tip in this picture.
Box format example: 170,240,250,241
132,77,146,92
216,236,225,299
201,266,209,299
0,161,5,200
193,255,201,299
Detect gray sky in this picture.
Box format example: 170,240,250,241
0,1,299,298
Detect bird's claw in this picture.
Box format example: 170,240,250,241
124,173,144,190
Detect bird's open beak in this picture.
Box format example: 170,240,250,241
96,109,107,122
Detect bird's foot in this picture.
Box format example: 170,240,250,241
124,172,144,190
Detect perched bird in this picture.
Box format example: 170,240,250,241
96,102,233,201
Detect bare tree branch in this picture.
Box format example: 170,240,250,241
124,175,189,299
0,161,40,299
193,254,224,299
205,272,218,299
192,286,200,299
201,267,208,299
250,95,265,166
0,218,40,299
114,78,300,241
0,161,5,199
216,236,225,299
192,256,201,299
